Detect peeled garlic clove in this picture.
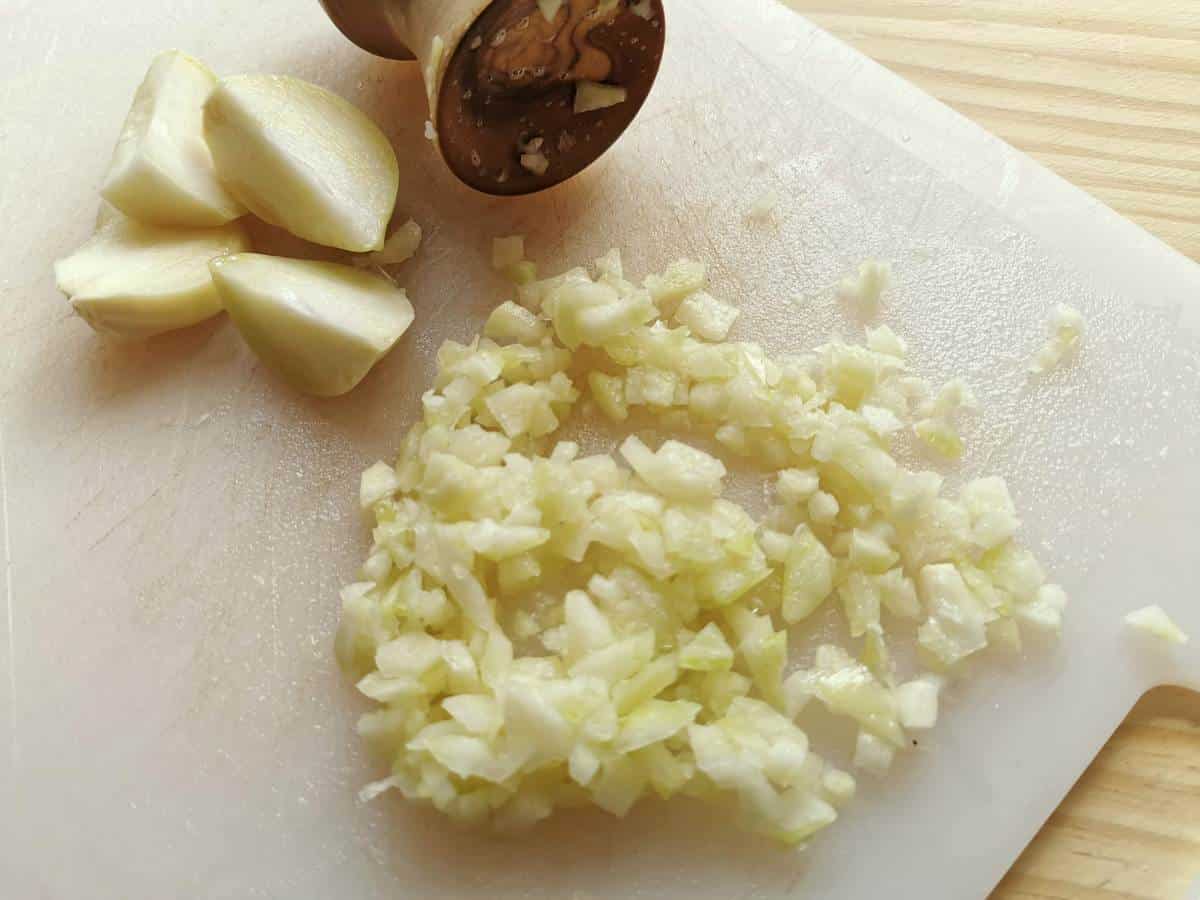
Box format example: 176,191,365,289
101,51,246,227
209,254,414,397
54,218,249,338
204,75,399,253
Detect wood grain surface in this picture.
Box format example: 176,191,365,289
784,0,1200,263
777,2,1200,898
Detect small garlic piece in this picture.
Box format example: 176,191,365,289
1124,605,1189,646
836,259,892,313
1030,304,1084,374
360,220,423,268
575,81,628,115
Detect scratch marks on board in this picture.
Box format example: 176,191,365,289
87,486,162,552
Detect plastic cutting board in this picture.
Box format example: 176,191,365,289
1,1,1199,897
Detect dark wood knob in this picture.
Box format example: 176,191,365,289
436,0,666,195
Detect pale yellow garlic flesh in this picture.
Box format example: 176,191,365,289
337,248,1067,846
359,220,423,268
204,74,399,252
574,80,628,115
1124,605,1189,646
54,217,248,338
101,51,246,227
210,253,414,398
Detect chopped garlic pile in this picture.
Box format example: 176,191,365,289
337,249,1065,845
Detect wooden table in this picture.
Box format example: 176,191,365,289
779,2,1200,897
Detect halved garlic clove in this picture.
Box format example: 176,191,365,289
101,51,246,227
209,253,414,397
204,75,399,253
54,218,249,338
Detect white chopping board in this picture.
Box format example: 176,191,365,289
2,0,1199,897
